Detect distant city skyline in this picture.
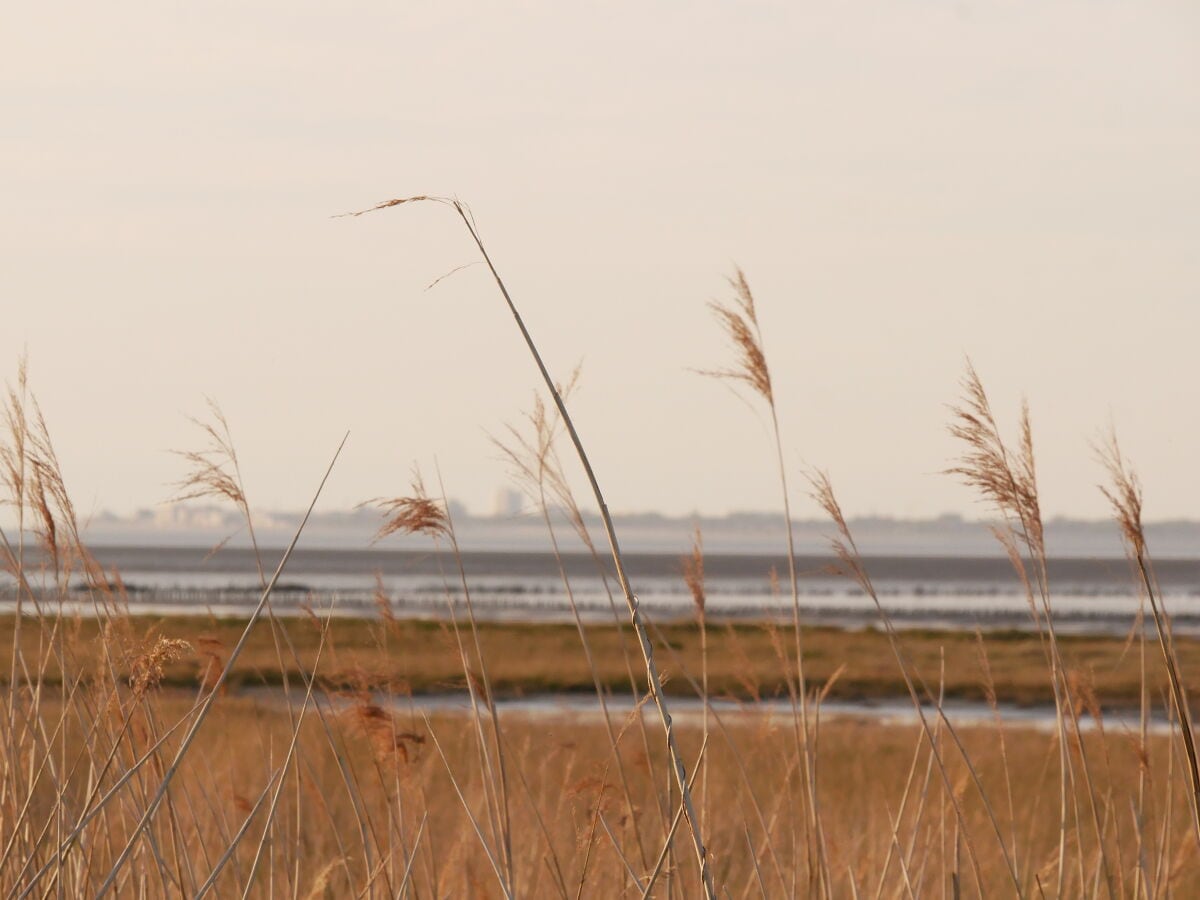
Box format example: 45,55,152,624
71,499,1200,527
26,499,1194,559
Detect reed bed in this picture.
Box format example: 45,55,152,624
6,691,1197,897
2,201,1198,896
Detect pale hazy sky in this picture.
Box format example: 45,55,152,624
3,1,1198,522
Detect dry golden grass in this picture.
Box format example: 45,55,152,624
5,686,1199,897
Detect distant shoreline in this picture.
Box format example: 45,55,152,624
9,542,1200,579
13,504,1198,557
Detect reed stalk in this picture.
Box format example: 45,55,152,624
949,362,1113,897
699,267,830,895
1099,432,1200,845
492,409,653,872
345,195,716,897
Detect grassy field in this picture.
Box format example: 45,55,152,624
5,689,1198,898
4,598,1199,896
1,612,1193,709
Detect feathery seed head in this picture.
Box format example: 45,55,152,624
169,399,248,510
1096,430,1147,559
946,363,1044,557
364,472,449,541
130,636,192,696
681,528,706,616
700,268,774,405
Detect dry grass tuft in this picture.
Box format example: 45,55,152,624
807,468,863,583
698,268,773,404
128,635,193,697
363,478,449,541
946,362,1043,558
170,398,269,584
681,528,706,617
171,398,249,509
1096,430,1146,559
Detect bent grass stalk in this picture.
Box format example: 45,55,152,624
345,195,716,898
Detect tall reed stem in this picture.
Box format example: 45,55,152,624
346,196,715,896
1100,435,1200,845
700,269,828,893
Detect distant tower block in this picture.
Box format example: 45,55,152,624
493,488,524,518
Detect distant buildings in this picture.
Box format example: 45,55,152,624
492,488,524,518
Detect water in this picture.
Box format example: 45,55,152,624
2,544,1198,635
242,688,1176,736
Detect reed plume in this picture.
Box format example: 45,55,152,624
1097,432,1146,558
699,269,772,404
681,528,706,618
128,636,192,697
364,481,450,542
946,363,1043,561
170,400,249,509
170,398,268,587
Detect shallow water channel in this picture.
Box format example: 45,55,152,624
242,688,1176,736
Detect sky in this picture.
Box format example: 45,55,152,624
2,1,1198,523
